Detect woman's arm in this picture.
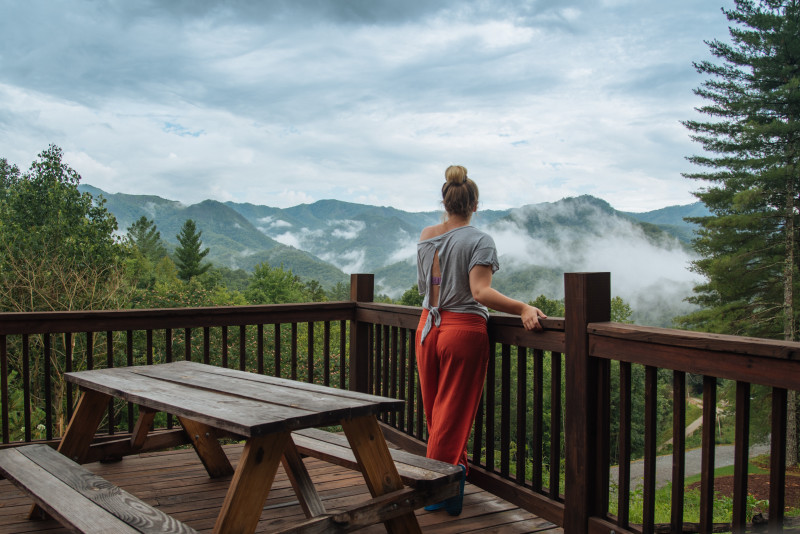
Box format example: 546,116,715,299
469,265,547,331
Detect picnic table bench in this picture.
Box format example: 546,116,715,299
0,362,460,534
0,444,196,534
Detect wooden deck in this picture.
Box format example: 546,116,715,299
0,443,561,533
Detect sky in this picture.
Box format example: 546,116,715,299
0,0,736,213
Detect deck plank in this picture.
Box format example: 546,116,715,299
0,443,560,534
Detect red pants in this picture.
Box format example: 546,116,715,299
415,309,489,470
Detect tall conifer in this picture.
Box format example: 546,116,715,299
175,219,211,280
681,0,800,462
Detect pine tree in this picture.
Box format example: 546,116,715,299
174,219,211,281
126,216,167,263
680,0,800,462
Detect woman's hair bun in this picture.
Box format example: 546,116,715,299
441,165,478,218
445,165,468,184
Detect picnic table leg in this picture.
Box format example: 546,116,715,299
282,436,326,518
341,415,423,534
29,388,111,519
130,406,157,451
213,431,290,534
58,388,113,463
178,416,234,478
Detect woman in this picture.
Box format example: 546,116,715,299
415,165,546,515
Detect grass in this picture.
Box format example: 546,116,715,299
610,458,794,526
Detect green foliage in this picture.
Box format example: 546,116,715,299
398,285,423,307
245,263,313,304
531,294,565,317
0,145,128,312
127,216,167,263
680,0,800,341
174,219,211,281
326,281,351,301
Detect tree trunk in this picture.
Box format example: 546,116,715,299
785,175,798,465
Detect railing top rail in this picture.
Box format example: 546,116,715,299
589,321,800,360
0,301,356,335
589,321,800,391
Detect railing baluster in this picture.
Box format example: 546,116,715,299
203,326,210,365
185,327,192,362
595,355,610,516
398,328,407,430
367,325,374,394
643,365,657,534
339,320,347,389
532,348,544,492
291,323,298,381
126,330,134,433
274,323,281,378
550,351,561,499
146,330,153,365
500,343,511,478
65,332,73,425
732,381,750,533
373,326,382,397
44,333,52,440
389,326,398,426
516,346,527,485
618,361,632,528
0,334,7,444
770,387,787,531
239,325,246,372
408,337,425,440
166,328,173,429
86,332,93,371
485,342,497,472
22,333,31,443
257,324,264,375
472,390,484,467
107,331,114,435
670,370,686,532
699,375,717,533
323,321,331,387
306,322,314,383
221,326,228,369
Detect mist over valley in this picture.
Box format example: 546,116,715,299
82,185,707,326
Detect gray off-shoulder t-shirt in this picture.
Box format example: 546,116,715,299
416,225,499,343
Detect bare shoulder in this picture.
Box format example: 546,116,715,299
419,224,446,241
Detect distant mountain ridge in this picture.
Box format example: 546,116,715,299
80,185,707,325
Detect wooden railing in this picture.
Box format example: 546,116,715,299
1,272,798,533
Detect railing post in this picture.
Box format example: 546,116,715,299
564,272,610,534
349,273,374,394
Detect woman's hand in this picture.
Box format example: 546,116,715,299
521,305,547,331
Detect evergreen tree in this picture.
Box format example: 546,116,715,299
679,0,800,462
174,219,211,280
126,216,167,263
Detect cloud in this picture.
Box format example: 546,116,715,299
321,249,366,274
258,216,292,229
329,220,366,240
487,199,700,323
0,0,735,212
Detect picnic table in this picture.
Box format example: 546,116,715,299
0,361,460,534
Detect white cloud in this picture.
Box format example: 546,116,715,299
0,0,735,212
330,220,366,240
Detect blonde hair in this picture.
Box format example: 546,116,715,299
442,165,479,218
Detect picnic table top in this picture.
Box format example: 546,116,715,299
65,361,405,437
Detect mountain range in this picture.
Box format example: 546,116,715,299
79,184,708,326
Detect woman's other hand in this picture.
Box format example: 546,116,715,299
521,305,546,331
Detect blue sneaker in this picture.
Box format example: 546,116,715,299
444,464,466,516
424,501,445,511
